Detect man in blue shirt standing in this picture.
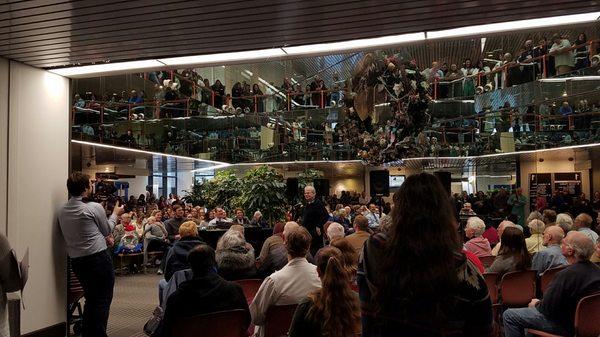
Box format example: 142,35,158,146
58,172,124,337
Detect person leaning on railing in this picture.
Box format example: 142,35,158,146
550,33,575,76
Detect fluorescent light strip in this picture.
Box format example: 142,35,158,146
428,12,600,39
282,32,425,55
191,163,232,173
71,140,228,166
231,160,363,167
48,60,164,77
539,76,600,82
401,142,600,163
159,48,286,66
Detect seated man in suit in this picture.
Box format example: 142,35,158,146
503,231,600,337
153,244,250,337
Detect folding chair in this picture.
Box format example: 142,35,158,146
264,304,298,337
172,309,247,337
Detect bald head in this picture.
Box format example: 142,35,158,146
543,225,564,246
562,231,595,262
498,220,516,237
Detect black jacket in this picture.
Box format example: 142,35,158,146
164,217,185,242
164,236,205,281
155,273,250,337
300,198,329,234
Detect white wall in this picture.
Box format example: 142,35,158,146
119,175,148,198
5,60,69,334
177,171,194,197
0,58,8,236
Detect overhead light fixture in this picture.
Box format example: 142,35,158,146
427,12,600,39
282,32,425,55
539,76,600,82
48,60,165,77
159,48,286,66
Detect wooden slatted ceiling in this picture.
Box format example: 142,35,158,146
0,0,598,69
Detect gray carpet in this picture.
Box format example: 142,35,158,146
107,273,161,337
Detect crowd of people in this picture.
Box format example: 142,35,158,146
59,172,600,337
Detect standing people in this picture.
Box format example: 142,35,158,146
300,186,329,256
359,173,493,336
58,172,124,337
508,188,528,227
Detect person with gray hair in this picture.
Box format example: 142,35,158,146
525,219,546,254
503,231,600,337
326,222,345,243
215,228,256,280
531,226,568,275
555,213,573,235
491,220,518,256
573,213,599,243
464,217,492,257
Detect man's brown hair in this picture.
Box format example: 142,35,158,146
285,226,312,258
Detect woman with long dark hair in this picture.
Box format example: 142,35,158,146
289,246,360,337
359,172,492,336
487,227,531,277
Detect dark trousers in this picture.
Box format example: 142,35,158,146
309,229,324,257
71,250,115,337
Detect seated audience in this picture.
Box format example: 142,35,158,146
359,173,492,336
591,236,600,263
526,219,546,254
164,205,186,242
543,209,557,227
555,213,573,235
363,204,380,229
460,202,477,216
250,210,268,227
250,227,321,337
326,222,345,243
153,245,250,337
531,226,568,275
491,220,518,256
464,217,492,257
330,238,359,278
163,221,205,281
215,226,257,280
503,232,600,337
573,213,599,243
486,227,531,277
345,215,371,257
209,207,233,226
289,246,360,337
482,222,500,247
232,208,250,226
256,222,288,277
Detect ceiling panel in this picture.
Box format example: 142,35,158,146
1,0,598,69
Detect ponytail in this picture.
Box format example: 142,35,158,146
309,248,360,337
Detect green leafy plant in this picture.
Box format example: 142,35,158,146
183,169,241,210
236,166,287,225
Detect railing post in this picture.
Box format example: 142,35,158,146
287,93,291,112
211,91,215,107
254,95,258,113
434,79,438,100
128,104,132,120
186,99,190,117
100,106,104,124
503,65,508,88
320,90,324,108
568,115,574,130
542,55,548,79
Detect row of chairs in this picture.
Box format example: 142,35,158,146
483,268,600,337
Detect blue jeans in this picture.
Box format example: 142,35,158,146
503,307,568,337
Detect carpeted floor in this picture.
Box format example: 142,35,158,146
107,273,162,337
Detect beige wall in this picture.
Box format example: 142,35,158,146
0,58,8,236
5,60,69,334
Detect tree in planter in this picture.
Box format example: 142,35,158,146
183,170,241,210
236,166,287,226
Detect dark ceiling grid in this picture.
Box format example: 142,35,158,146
1,0,598,69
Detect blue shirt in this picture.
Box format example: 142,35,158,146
58,197,118,258
531,244,568,275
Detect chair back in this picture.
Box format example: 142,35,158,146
235,279,263,303
480,255,496,268
172,309,247,337
264,304,298,337
67,260,84,305
575,292,600,337
483,272,499,304
500,270,536,307
540,265,567,296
